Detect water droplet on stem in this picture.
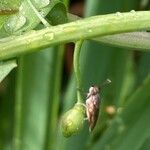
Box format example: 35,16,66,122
116,12,122,17
130,10,136,13
4,14,27,33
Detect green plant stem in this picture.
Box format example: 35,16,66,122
73,40,83,103
13,58,23,150
1,11,150,60
68,13,150,51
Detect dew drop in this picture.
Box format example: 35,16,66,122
63,26,76,32
130,10,136,13
4,14,27,33
43,32,54,40
116,12,122,17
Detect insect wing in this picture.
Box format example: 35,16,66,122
86,88,100,131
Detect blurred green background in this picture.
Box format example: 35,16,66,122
0,0,150,150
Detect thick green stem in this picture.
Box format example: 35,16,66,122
73,40,83,103
68,13,150,51
1,11,150,61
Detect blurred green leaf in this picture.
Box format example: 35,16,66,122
137,52,150,85
0,70,16,150
0,60,17,83
139,137,150,150
92,74,150,150
14,49,55,150
44,47,64,150
46,1,68,25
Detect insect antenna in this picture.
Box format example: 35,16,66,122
100,78,111,88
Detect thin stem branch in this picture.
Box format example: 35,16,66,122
1,11,150,60
73,40,83,103
27,0,50,27
13,58,23,150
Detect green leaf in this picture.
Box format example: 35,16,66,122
44,46,64,150
93,32,150,51
2,0,51,34
46,1,68,25
139,137,150,150
92,74,150,150
0,68,16,150
14,49,55,150
0,60,17,83
137,52,150,85
1,0,67,35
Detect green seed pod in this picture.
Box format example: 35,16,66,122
61,103,85,137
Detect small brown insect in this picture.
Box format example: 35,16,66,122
86,79,111,131
86,86,100,131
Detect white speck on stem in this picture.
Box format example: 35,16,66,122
130,10,136,13
43,32,54,40
116,12,122,17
